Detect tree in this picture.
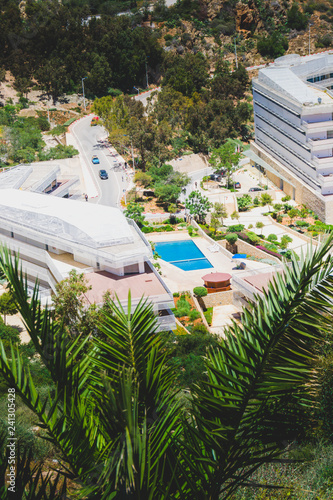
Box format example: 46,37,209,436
280,234,293,250
1,238,333,497
124,201,145,227
210,214,221,234
260,193,273,209
256,221,265,235
287,4,308,31
0,316,20,354
231,210,240,221
186,190,211,222
288,208,299,224
52,270,97,339
0,290,17,324
257,32,289,58
209,142,241,187
237,194,252,212
154,184,181,205
134,171,152,188
212,202,227,226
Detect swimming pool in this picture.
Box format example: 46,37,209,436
155,240,213,271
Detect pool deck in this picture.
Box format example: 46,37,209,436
148,232,271,293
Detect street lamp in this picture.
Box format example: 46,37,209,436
81,77,88,111
309,23,313,56
133,86,140,96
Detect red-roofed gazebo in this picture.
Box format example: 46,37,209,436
201,272,231,293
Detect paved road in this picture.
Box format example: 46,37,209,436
71,116,128,207
134,87,161,108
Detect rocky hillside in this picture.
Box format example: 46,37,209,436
157,0,333,69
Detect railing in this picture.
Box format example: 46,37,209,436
313,156,333,165
126,217,153,257
307,137,333,148
51,176,79,197
31,166,60,193
302,120,333,130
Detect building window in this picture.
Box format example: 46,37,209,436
328,130,333,139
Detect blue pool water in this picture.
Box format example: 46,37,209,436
155,240,213,271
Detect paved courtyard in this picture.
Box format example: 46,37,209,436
148,232,271,293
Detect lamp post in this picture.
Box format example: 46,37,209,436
81,77,87,111
145,59,149,88
234,38,238,69
308,23,313,56
133,86,140,96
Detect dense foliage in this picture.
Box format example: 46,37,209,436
0,0,163,100
1,237,333,497
0,105,78,165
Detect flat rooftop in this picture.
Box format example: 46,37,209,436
257,52,333,106
84,263,168,304
0,188,134,249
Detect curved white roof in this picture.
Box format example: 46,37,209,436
0,189,133,248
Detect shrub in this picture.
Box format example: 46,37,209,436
193,286,208,297
248,224,253,229
247,231,261,245
282,195,291,202
296,220,310,227
273,203,283,211
287,4,308,31
204,307,213,326
189,310,201,321
253,196,260,206
141,226,153,233
283,249,300,261
267,234,278,242
191,323,209,334
227,224,244,233
173,292,180,297
226,233,238,245
257,32,288,58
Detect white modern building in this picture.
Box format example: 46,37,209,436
0,189,175,331
251,52,333,222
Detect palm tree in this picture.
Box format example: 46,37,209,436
0,236,333,498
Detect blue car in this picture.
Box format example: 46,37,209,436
92,155,100,164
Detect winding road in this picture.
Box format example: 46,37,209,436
71,116,129,207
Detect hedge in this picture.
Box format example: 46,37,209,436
256,245,282,260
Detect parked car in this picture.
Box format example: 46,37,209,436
92,155,100,164
249,187,263,192
210,174,222,181
234,182,241,189
99,169,108,179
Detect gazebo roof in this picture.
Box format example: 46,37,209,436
201,272,231,283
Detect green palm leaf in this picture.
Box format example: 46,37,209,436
182,234,333,499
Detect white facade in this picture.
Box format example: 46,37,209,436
0,189,175,331
253,53,333,196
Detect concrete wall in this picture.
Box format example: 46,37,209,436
251,142,333,224
200,289,234,308
218,238,281,263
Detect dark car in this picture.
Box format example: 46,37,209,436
210,174,222,181
249,187,263,192
99,169,108,180
234,182,241,189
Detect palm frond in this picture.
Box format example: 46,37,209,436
183,234,333,499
